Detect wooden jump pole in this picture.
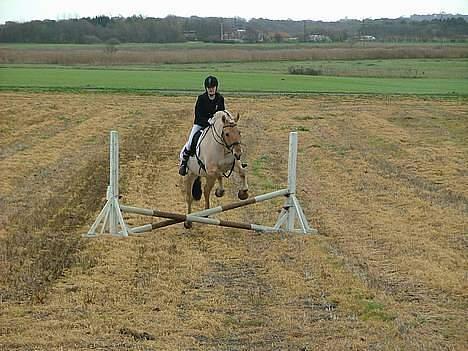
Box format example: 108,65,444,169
123,207,278,232
120,189,290,233
86,131,316,237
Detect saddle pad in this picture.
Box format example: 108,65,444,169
193,127,210,157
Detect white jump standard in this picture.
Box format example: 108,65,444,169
86,131,316,237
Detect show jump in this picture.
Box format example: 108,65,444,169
85,131,317,237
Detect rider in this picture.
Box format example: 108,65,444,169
179,75,225,176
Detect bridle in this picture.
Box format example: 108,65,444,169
210,113,242,177
211,117,241,153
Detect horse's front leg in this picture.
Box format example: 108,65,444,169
215,176,225,197
235,160,249,200
184,173,197,229
203,176,216,209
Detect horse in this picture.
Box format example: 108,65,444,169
184,110,248,228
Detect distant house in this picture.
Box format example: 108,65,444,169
222,29,247,42
308,34,332,42
183,30,197,41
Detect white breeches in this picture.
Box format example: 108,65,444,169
180,124,203,160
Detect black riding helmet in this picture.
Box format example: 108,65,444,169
204,76,219,89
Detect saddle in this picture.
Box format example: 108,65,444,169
189,126,238,177
188,129,208,173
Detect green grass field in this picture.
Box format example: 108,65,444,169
1,42,467,95
9,58,462,78
1,61,467,95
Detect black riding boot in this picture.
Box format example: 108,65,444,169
179,149,190,176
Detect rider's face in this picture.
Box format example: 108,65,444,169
207,86,216,97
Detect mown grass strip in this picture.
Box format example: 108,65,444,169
1,67,467,95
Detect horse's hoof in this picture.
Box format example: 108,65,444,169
215,188,225,197
238,190,249,200
184,221,192,229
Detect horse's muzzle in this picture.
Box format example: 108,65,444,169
231,143,242,161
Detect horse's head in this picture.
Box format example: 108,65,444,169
219,110,242,160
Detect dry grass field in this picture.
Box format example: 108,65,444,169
0,92,466,350
1,43,468,65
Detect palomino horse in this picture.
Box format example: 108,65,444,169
184,110,248,228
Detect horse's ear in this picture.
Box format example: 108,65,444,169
235,112,240,122
222,114,227,124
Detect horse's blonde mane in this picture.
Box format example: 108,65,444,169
213,110,234,123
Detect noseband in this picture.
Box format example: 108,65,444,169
221,123,241,151
211,119,241,152
209,115,242,177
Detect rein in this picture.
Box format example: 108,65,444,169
223,158,236,178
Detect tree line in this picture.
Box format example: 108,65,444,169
0,15,467,44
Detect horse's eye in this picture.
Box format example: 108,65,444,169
225,133,230,137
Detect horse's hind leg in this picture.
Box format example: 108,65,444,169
215,176,225,197
235,160,249,200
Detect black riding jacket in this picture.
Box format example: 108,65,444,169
194,92,225,128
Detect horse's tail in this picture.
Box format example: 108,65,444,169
192,177,202,200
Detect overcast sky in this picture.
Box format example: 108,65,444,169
1,0,467,24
